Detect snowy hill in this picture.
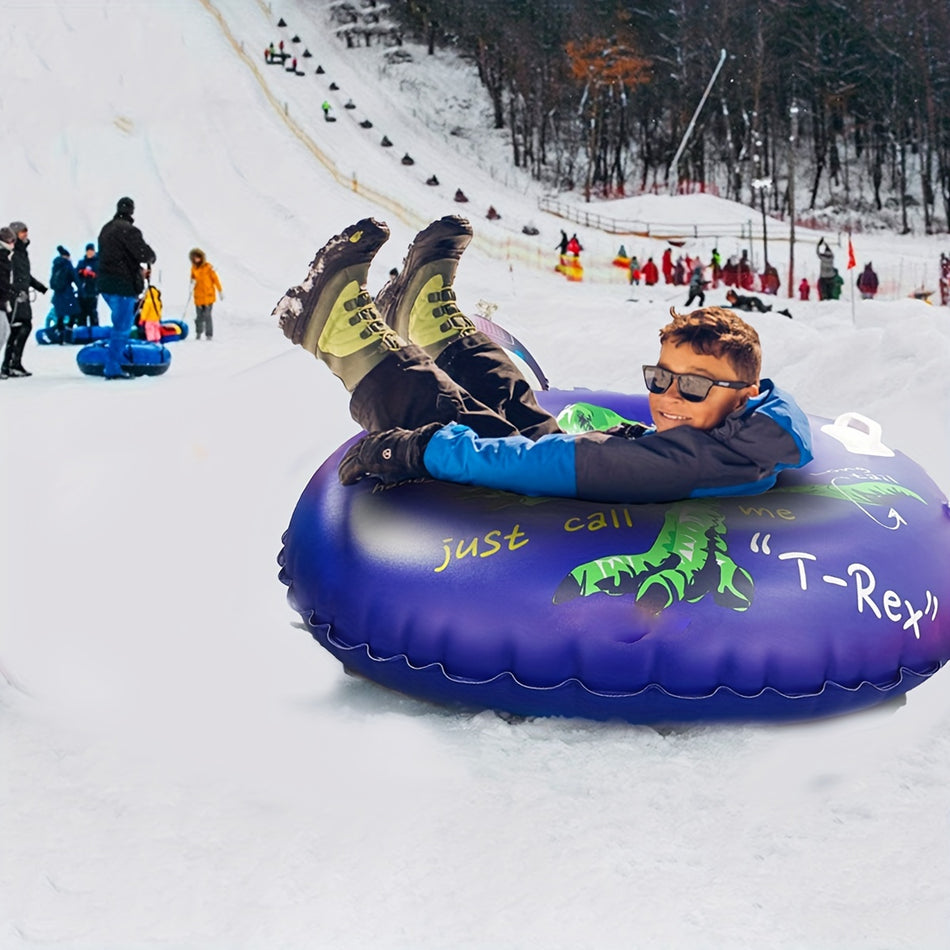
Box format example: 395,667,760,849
2,2,950,948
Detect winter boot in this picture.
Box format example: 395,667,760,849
376,216,560,439
273,218,405,392
375,215,479,359
6,321,31,377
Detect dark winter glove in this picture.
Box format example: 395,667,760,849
603,421,650,440
338,423,443,487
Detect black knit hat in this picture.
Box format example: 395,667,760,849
116,196,135,215
57,245,70,257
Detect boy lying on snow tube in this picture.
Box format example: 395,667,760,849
272,215,812,504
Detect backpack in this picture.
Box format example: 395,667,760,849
50,260,71,292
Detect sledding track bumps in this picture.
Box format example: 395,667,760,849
195,0,421,232
194,0,594,277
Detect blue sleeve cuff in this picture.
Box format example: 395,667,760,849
424,424,578,497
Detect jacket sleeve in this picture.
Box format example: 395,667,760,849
424,426,579,498
126,226,156,266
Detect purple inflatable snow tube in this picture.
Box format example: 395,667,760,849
278,390,950,723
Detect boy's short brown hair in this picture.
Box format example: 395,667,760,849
659,306,761,382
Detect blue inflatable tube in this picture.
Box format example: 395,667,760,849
77,340,172,377
38,320,189,345
36,324,111,345
278,390,950,724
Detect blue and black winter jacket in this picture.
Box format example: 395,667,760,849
422,380,812,504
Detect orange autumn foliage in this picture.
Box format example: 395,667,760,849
565,36,651,91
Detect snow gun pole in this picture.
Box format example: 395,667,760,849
668,48,727,195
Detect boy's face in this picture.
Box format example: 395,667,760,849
648,341,759,433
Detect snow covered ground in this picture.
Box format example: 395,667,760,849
2,1,950,947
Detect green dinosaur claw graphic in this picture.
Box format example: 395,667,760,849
555,502,753,614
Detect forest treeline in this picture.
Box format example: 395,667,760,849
386,0,950,233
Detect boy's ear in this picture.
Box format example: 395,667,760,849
738,382,760,408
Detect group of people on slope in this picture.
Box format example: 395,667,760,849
624,238,880,310
48,244,101,331
1,197,223,380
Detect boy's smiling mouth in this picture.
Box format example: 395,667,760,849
656,408,689,423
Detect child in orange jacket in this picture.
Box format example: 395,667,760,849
189,247,222,340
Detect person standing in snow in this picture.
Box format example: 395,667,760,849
628,255,641,286
760,262,780,295
710,248,722,288
661,247,673,284
188,247,223,341
816,238,835,300
97,196,156,379
673,256,686,286
737,250,754,290
0,226,15,360
49,245,79,336
642,257,659,286
75,243,100,327
856,262,879,299
685,264,707,307
2,221,47,379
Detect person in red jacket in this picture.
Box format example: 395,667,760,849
661,247,673,284
641,257,659,286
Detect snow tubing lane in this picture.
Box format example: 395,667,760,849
278,389,950,724
77,341,172,377
38,320,189,345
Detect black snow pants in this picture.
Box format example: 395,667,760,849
2,295,32,372
348,332,562,441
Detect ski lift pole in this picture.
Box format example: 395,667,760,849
668,48,727,195
184,279,195,321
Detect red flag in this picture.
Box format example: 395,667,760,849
847,237,856,270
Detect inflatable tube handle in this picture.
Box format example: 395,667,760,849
820,412,894,457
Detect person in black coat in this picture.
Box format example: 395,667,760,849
2,221,47,378
0,226,15,360
97,196,156,379
50,245,79,335
74,243,100,327
725,287,771,312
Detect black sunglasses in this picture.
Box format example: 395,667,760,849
642,364,752,403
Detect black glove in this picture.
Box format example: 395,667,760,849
338,423,443,487
603,421,650,440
